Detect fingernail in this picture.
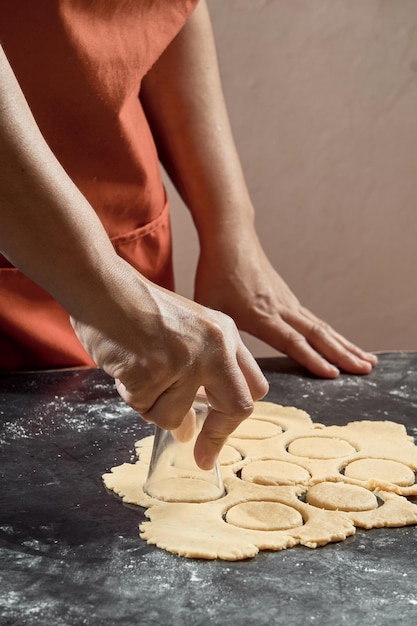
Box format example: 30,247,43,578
115,380,126,395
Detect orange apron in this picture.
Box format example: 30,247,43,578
0,0,198,370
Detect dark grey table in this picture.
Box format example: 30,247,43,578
1,352,417,626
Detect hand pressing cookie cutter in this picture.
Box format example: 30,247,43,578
144,394,225,503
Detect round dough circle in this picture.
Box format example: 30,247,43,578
241,460,310,486
230,419,282,440
306,482,378,512
226,501,303,531
218,444,242,466
344,458,415,486
288,437,356,459
145,477,225,503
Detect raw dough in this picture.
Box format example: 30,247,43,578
103,401,417,561
241,460,310,486
144,476,224,503
344,458,415,486
226,501,303,531
306,482,378,512
231,419,282,440
288,437,356,459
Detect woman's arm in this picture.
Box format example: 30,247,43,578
0,43,268,469
140,0,377,378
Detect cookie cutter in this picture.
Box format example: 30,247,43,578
144,393,225,502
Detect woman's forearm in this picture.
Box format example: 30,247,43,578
140,0,256,253
140,5,378,379
0,44,122,321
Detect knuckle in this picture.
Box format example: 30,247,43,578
309,321,330,340
206,312,237,344
205,320,226,348
218,396,255,422
281,329,306,353
232,399,254,419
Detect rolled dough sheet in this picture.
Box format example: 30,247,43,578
103,401,417,561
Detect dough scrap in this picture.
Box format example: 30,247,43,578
102,401,417,560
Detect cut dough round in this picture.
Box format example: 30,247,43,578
226,501,303,531
241,460,310,486
306,482,378,512
145,477,225,503
344,458,415,486
230,419,282,440
288,437,356,459
219,444,242,466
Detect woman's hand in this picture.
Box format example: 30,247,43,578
194,233,377,379
70,258,268,469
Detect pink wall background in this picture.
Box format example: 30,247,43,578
169,0,417,358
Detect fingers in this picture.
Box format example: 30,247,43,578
195,351,267,470
280,326,341,378
111,301,268,470
194,407,248,470
194,398,253,470
236,342,270,400
286,308,377,375
327,325,378,365
117,377,200,431
116,343,267,470
249,304,376,378
251,316,341,378
115,377,198,442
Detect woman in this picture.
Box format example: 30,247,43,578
0,1,376,469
